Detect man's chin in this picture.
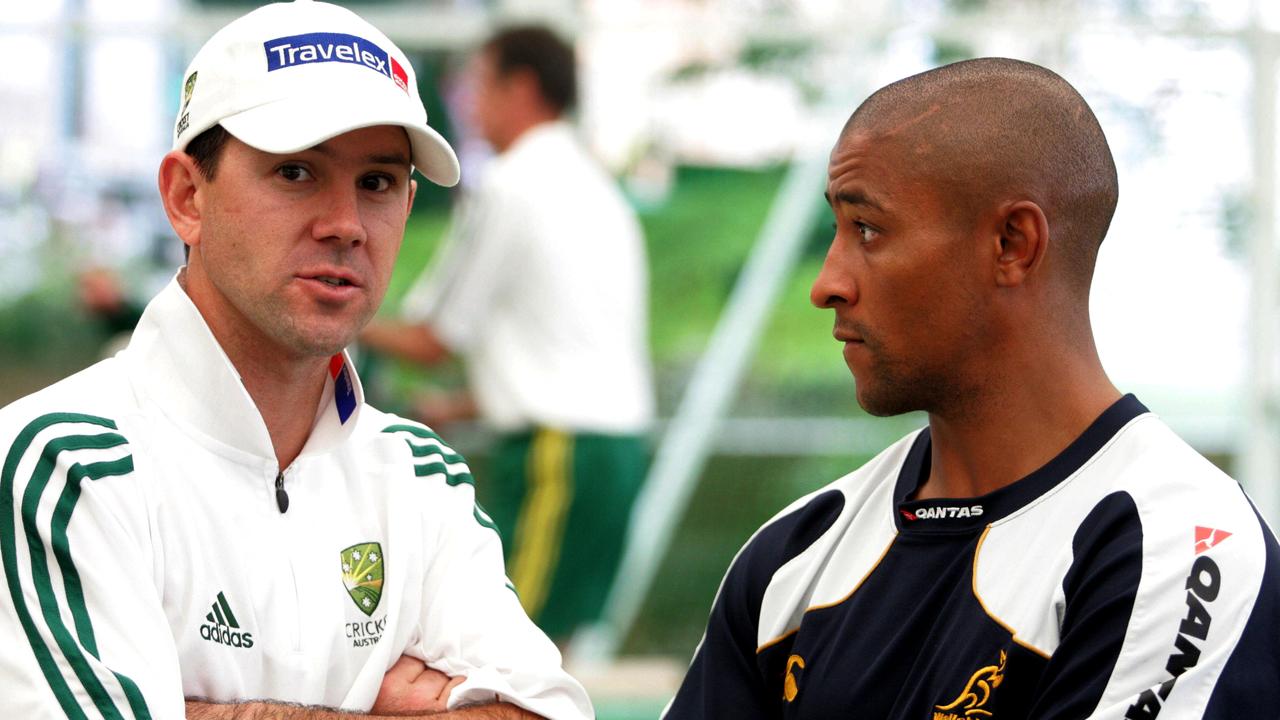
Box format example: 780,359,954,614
280,323,360,360
292,307,377,354
854,382,919,418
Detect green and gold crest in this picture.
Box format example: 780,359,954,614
340,542,384,616
182,71,198,109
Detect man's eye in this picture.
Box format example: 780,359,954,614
360,174,393,192
835,219,878,243
278,165,312,182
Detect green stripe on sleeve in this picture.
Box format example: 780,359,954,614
406,441,466,464
473,506,500,533
412,462,475,487
55,456,151,720
24,434,133,719
111,670,152,720
382,425,499,537
3,414,115,719
384,424,474,486
381,423,442,442
27,435,129,650
1,413,150,720
52,456,135,657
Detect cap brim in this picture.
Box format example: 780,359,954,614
220,95,460,187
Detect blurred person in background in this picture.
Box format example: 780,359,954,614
36,166,177,356
72,209,178,348
362,25,654,645
77,266,145,338
0,1,591,718
664,57,1280,718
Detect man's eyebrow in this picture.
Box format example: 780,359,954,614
824,190,884,212
366,152,412,168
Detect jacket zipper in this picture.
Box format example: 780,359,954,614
273,466,303,652
274,470,290,513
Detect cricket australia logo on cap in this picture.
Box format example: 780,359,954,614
175,70,198,139
264,32,409,93
182,71,198,110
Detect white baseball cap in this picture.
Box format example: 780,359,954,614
172,0,460,187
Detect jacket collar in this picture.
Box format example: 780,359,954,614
124,275,365,463
892,394,1149,534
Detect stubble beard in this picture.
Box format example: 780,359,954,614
224,275,376,361
855,367,927,418
851,338,964,418
258,292,373,359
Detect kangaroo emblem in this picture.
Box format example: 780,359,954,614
936,649,1007,717
783,654,805,702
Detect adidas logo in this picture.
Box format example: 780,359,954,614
198,591,254,649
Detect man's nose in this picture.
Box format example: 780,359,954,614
810,240,857,309
312,184,367,247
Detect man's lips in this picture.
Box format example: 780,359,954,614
297,267,362,289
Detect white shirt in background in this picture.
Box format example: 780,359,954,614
403,120,654,434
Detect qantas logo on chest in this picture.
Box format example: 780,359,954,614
901,505,984,521
264,32,409,93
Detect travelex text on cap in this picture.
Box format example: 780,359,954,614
172,0,460,187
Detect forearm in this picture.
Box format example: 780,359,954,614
185,700,542,719
444,704,543,719
359,320,451,366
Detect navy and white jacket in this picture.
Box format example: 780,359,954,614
666,396,1280,719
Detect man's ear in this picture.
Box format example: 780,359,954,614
407,178,418,215
994,200,1049,288
158,151,206,248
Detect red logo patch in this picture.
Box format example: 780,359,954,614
390,57,408,93
900,509,918,522
1194,526,1232,555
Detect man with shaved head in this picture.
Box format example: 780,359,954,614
665,58,1279,719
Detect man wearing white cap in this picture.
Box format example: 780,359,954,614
0,2,591,718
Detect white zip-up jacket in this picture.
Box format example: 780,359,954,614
0,278,593,719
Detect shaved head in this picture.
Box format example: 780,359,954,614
843,58,1118,292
